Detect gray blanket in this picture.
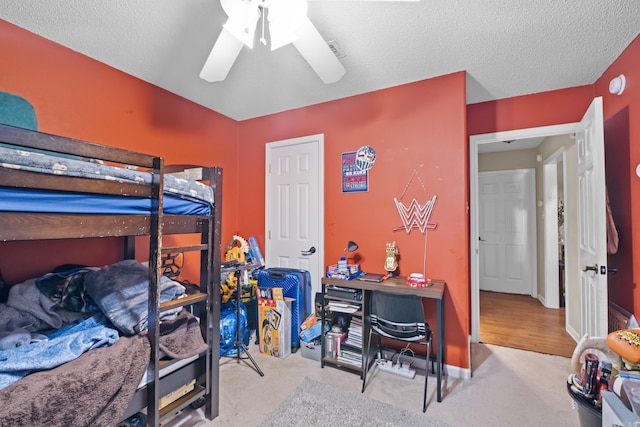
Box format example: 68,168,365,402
0,311,209,426
0,278,83,332
0,333,150,426
0,144,214,206
159,310,208,359
84,260,185,335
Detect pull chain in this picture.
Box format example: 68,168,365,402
259,6,267,45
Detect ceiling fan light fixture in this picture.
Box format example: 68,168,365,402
203,0,344,85
268,23,298,51
221,0,260,48
267,0,307,50
223,20,256,48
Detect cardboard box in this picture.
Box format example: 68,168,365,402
301,339,321,362
159,379,195,409
257,287,293,358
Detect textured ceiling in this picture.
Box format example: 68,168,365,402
1,0,639,121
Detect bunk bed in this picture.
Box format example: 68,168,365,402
0,123,222,427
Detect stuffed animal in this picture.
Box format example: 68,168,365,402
0,320,47,350
607,329,640,369
570,333,622,377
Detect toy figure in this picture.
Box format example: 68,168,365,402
225,235,249,264
385,241,399,273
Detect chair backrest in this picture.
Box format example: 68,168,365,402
370,291,428,341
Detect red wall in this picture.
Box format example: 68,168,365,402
3,15,638,370
467,85,594,135
468,33,640,317
0,19,473,370
0,20,239,283
594,34,640,314
237,73,471,368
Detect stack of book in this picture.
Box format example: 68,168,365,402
327,301,359,314
326,330,347,357
337,349,362,368
343,317,362,349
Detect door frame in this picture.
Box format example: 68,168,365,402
470,123,578,343
264,133,325,296
541,147,565,309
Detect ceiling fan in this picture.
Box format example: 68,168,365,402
199,0,419,85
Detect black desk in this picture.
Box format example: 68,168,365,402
321,276,445,402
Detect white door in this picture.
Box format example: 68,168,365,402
265,134,324,296
577,97,608,337
478,169,535,295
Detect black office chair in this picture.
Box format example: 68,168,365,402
361,291,433,412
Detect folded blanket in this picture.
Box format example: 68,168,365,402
0,333,149,427
84,260,185,335
35,266,97,312
159,310,208,359
0,278,84,332
0,314,119,390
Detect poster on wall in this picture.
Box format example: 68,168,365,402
342,151,368,193
342,146,377,193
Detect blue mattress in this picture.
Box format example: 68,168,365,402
0,143,215,216
0,187,211,216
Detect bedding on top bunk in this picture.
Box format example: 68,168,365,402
0,187,212,215
0,144,214,215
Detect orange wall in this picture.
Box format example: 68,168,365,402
593,34,640,314
4,15,637,370
0,20,239,283
0,19,473,370
237,73,471,368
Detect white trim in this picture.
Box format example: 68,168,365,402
561,150,581,342
470,123,578,343
542,147,565,309
446,364,471,380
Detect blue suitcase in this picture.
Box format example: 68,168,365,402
256,268,312,351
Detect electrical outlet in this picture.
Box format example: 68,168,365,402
377,360,416,379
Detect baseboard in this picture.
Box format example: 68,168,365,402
447,364,471,379
566,323,581,343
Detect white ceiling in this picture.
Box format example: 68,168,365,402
1,1,639,121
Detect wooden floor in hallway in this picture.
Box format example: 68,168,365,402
480,290,577,358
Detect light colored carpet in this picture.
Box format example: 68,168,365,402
166,341,581,427
258,377,453,427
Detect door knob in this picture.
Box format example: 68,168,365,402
301,246,316,256
479,237,486,242
582,265,598,273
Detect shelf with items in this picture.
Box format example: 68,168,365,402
321,284,371,375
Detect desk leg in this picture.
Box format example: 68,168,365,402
321,283,326,369
436,298,444,402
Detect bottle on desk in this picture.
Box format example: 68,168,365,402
325,334,336,358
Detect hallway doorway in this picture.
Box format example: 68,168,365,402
470,124,579,354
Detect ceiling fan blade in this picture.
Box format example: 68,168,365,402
292,16,345,84
310,0,419,2
199,28,244,82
